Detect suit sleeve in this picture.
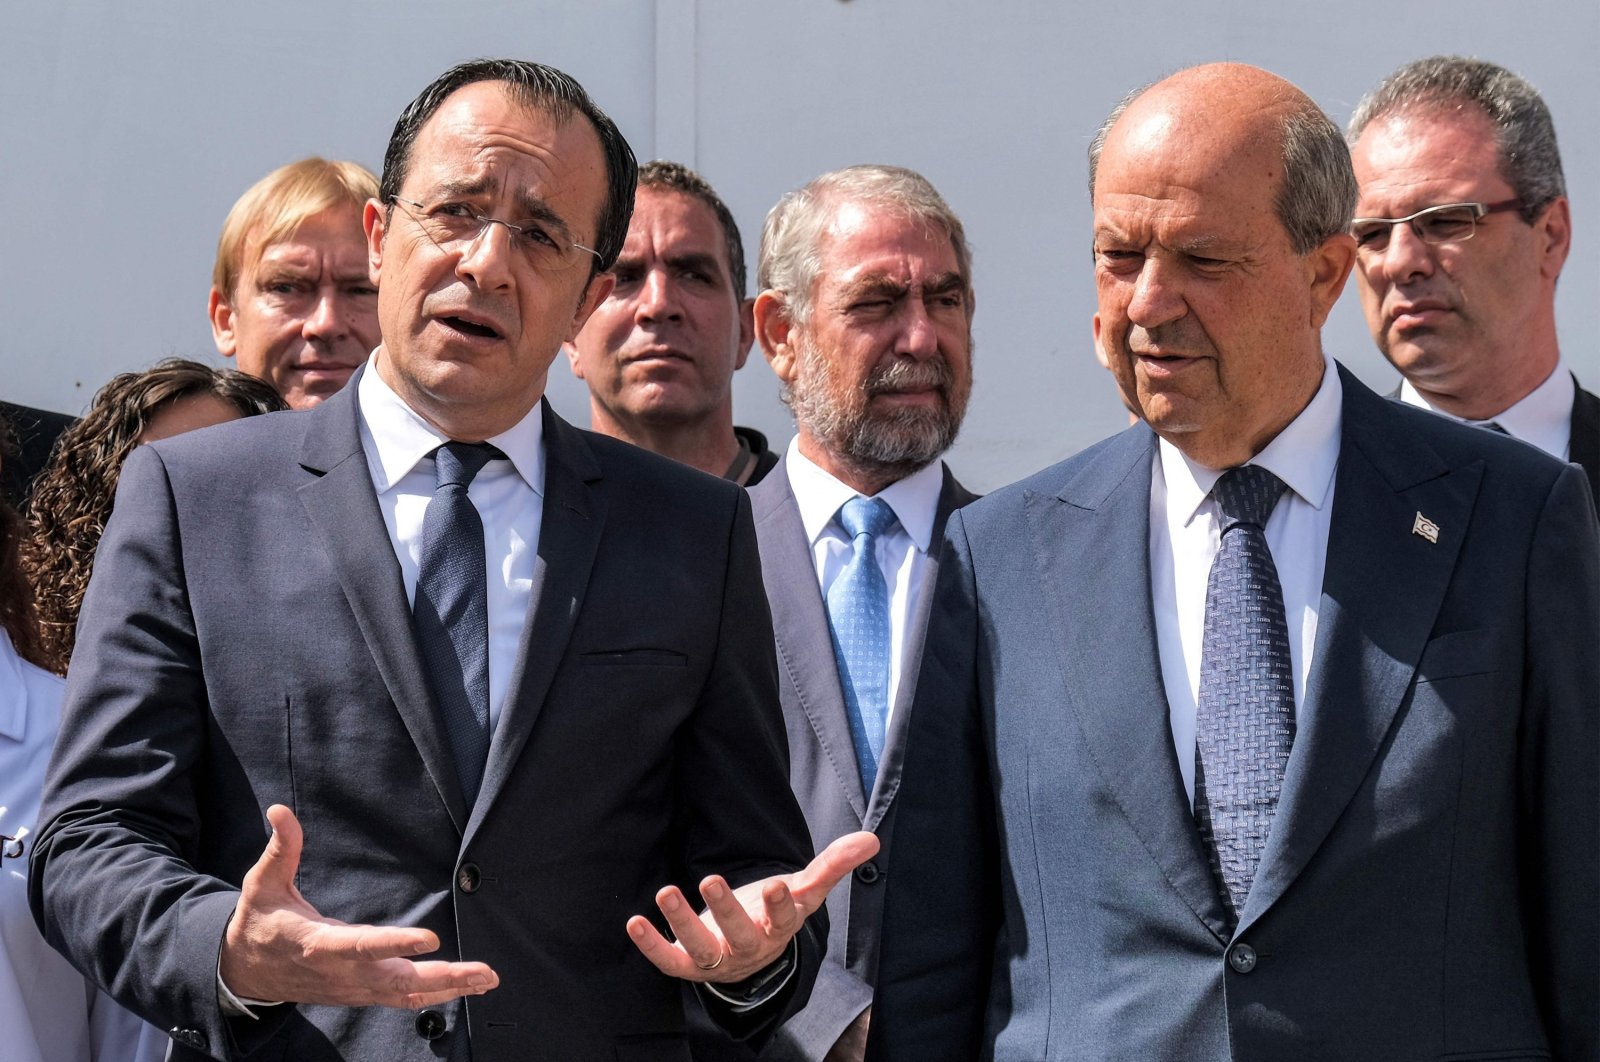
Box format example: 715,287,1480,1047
867,508,1000,1061
28,446,285,1059
681,487,827,1043
1520,463,1599,1062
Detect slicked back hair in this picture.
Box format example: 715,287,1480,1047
1348,55,1565,223
378,58,638,273
759,164,972,325
1087,77,1358,255
638,160,748,298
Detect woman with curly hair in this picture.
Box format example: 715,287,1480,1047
22,359,285,674
2,414,170,1061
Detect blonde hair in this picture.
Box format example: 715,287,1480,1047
212,157,378,297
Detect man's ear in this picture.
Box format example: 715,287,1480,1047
363,197,387,286
1533,196,1572,283
563,338,587,380
733,297,756,372
208,286,239,357
566,272,617,343
754,291,798,383
1307,232,1357,329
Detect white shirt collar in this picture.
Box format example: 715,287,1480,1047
356,351,545,496
1398,363,1574,460
1160,355,1343,527
784,436,945,552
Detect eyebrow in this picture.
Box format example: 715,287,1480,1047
838,271,966,301
429,176,578,238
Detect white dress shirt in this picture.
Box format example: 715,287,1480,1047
2,631,166,1062
784,436,946,724
1399,361,1575,460
1151,358,1343,806
357,356,545,734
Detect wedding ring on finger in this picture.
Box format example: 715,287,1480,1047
695,951,725,972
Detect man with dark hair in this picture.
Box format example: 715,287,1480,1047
0,400,74,510
1347,56,1596,502
32,58,870,1062
567,161,777,484
872,62,1597,1061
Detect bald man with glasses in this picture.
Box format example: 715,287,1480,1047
1348,55,1597,504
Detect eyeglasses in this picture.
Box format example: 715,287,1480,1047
1351,199,1523,255
389,196,602,273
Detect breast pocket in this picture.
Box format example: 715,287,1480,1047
1415,628,1504,683
580,649,688,668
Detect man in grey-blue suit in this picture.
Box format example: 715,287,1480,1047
740,165,979,1062
870,64,1598,1062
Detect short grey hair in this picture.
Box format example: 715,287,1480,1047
758,164,972,324
1347,55,1565,222
1087,78,1358,255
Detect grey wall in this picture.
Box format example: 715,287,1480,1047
3,0,1595,490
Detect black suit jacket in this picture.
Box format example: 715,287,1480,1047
0,399,74,510
1570,380,1598,503
30,378,822,1061
872,366,1598,1061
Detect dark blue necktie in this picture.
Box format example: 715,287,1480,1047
1193,464,1295,920
414,441,500,808
825,496,897,795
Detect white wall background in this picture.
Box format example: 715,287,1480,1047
3,0,1595,491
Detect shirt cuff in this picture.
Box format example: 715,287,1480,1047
216,956,283,1018
699,938,798,1012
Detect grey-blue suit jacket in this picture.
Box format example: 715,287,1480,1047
871,366,1598,1061
739,458,976,1061
29,378,822,1061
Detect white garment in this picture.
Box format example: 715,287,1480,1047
358,354,545,733
784,437,945,725
1398,361,1575,460
1,630,167,1062
1150,357,1343,806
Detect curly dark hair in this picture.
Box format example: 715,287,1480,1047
0,412,44,666
21,359,285,674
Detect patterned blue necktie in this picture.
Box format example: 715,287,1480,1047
1193,464,1295,920
414,441,500,808
825,496,898,795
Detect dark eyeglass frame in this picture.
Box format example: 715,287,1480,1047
1351,198,1524,254
388,195,601,270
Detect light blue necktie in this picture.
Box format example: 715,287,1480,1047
413,441,500,808
1193,464,1295,921
825,496,898,795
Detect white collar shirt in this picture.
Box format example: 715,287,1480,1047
784,437,945,723
1398,362,1574,460
1150,357,1343,806
357,354,545,734
1,631,166,1062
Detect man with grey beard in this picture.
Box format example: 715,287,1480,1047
698,165,977,1062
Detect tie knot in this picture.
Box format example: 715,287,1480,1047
1211,465,1286,531
432,441,501,490
838,496,897,541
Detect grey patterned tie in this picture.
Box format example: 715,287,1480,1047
1193,464,1295,920
414,441,501,808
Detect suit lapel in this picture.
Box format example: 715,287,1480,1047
466,404,605,840
1038,429,1233,940
1568,379,1599,505
751,462,870,819
296,376,469,831
1240,368,1479,930
868,467,979,827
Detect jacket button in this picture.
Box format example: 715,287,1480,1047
854,860,882,885
415,1009,447,1040
1228,942,1257,974
457,862,481,894
169,1028,208,1050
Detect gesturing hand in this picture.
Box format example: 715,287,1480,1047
626,831,880,984
219,804,499,1008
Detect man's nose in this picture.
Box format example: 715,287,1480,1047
1126,258,1187,330
898,299,941,359
635,268,681,323
456,220,516,290
302,289,348,340
1372,221,1437,285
